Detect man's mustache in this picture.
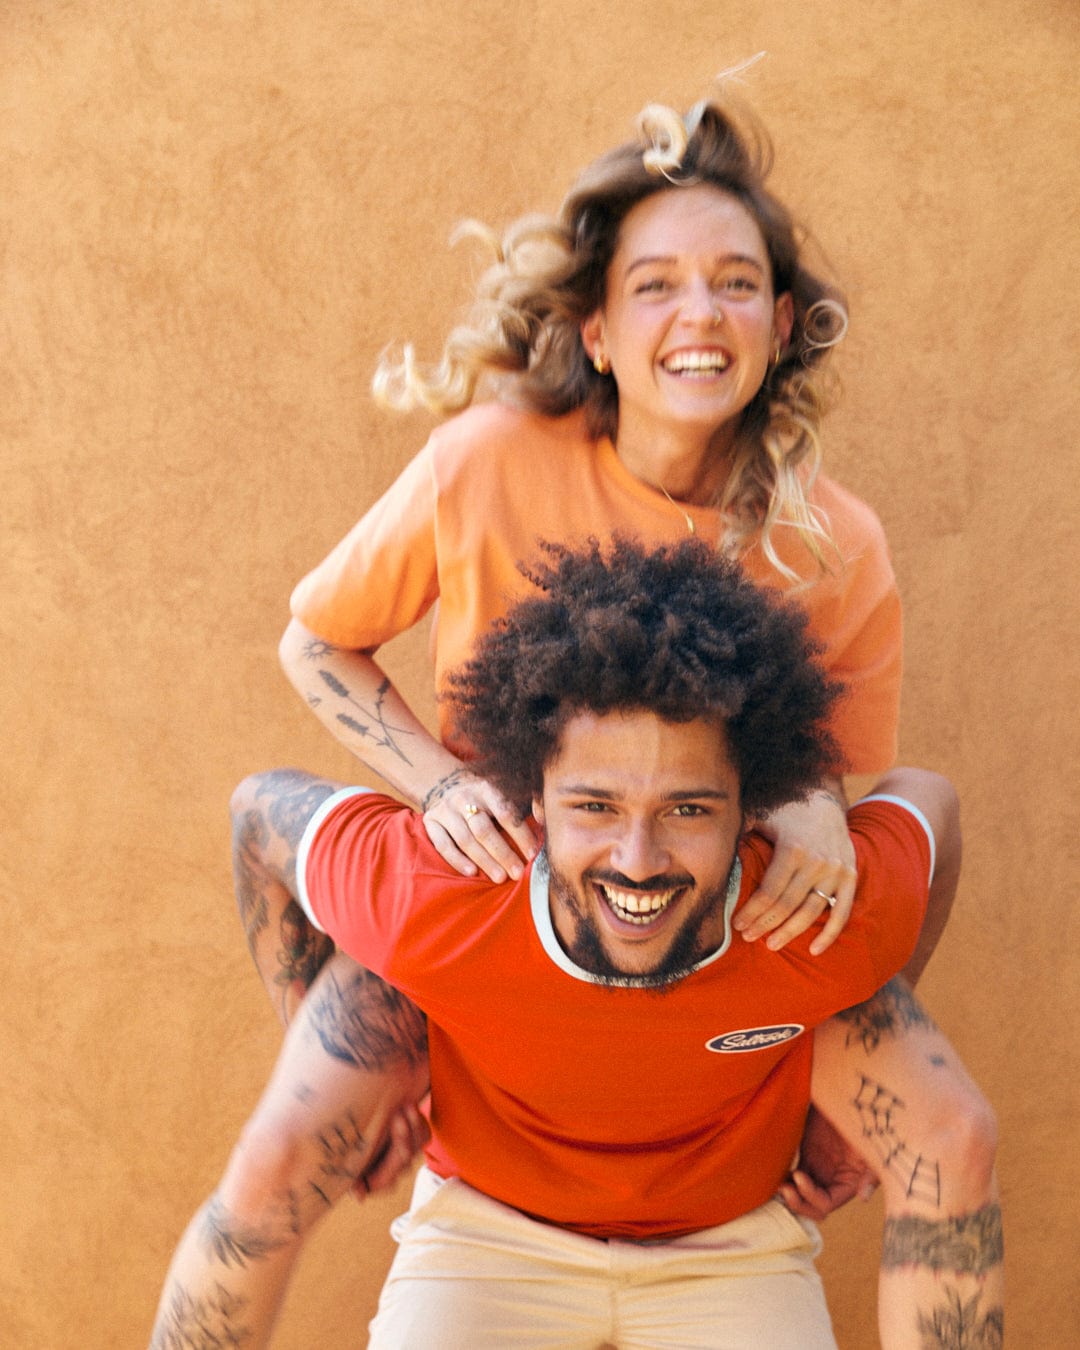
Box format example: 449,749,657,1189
585,869,695,892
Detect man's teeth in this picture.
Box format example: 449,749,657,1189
663,351,730,374
600,884,678,925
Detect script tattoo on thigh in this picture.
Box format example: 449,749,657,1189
308,965,428,1071
854,1074,941,1205
882,1204,1003,1277
916,1287,1004,1349
838,977,938,1056
150,1282,250,1350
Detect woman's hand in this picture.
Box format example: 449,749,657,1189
355,1099,432,1198
777,1105,878,1220
422,767,540,883
734,788,857,954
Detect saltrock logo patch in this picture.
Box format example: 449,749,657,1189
706,1024,805,1053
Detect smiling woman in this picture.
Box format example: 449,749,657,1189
580,185,793,500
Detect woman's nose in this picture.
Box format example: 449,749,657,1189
680,275,718,326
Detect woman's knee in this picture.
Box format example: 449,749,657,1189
929,1078,998,1197
216,1102,336,1242
878,1070,998,1212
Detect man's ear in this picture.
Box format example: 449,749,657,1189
532,796,545,829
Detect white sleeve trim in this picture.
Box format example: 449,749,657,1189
854,793,936,887
295,787,374,933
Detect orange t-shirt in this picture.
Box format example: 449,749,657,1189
291,403,902,772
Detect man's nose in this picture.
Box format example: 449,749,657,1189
609,818,670,880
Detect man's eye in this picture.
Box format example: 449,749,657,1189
671,803,706,817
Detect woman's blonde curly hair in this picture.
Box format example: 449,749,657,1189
374,99,848,579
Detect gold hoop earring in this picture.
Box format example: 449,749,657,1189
771,343,783,368
593,353,610,375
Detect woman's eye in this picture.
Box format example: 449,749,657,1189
634,277,668,294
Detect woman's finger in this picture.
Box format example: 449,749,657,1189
422,816,480,878
808,874,858,955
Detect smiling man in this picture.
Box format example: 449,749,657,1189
154,537,984,1349
535,706,744,987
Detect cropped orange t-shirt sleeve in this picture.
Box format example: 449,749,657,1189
289,441,441,649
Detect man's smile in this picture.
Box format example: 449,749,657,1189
592,875,693,928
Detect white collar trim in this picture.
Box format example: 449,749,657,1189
529,851,741,987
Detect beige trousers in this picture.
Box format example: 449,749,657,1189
367,1167,836,1349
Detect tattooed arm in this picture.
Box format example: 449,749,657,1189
279,618,537,883
278,617,461,808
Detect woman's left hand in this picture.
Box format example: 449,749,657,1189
777,1106,878,1220
734,788,857,954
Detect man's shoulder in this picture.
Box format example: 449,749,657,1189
850,792,933,844
848,795,934,894
300,787,523,956
313,787,444,867
311,788,527,900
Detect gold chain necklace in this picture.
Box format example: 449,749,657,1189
660,484,695,534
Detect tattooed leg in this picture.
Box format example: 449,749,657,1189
231,770,341,1026
811,979,1001,1350
148,951,430,1350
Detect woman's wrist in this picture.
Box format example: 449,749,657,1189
421,766,472,813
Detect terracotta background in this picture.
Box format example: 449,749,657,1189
3,2,1077,1346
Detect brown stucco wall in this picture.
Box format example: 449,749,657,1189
3,2,1077,1345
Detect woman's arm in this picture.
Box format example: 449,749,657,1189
280,617,461,807
279,618,537,881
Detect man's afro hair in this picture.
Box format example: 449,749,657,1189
446,535,843,815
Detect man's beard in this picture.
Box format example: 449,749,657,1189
546,857,737,991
